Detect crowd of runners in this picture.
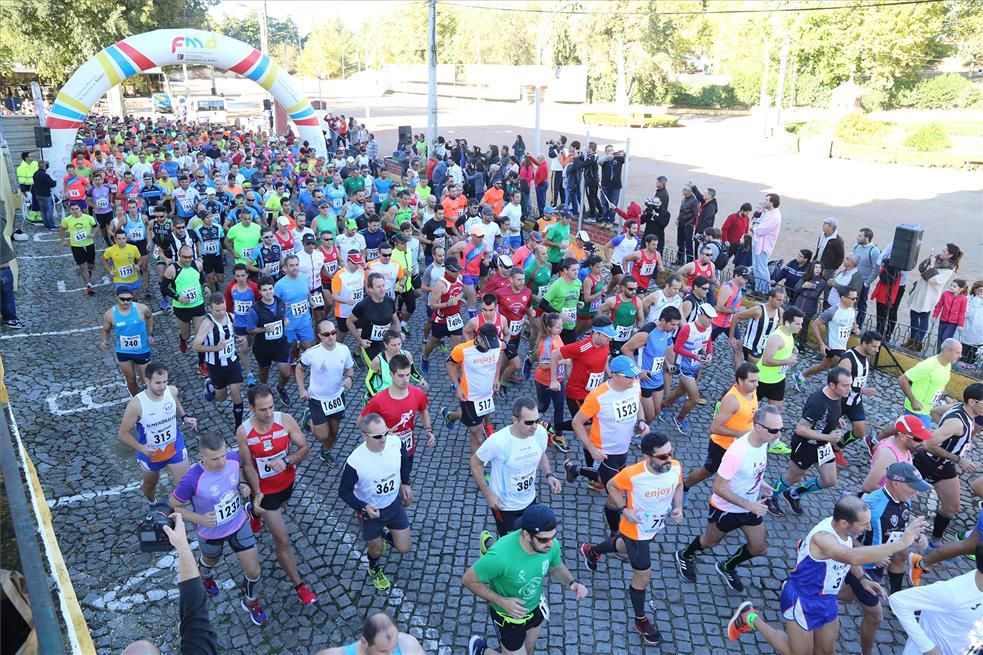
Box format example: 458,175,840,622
9,114,983,655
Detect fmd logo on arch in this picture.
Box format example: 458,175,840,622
171,35,218,53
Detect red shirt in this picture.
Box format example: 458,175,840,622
534,161,550,186
494,286,533,326
482,273,512,297
361,386,429,455
720,212,750,245
242,412,296,494
560,337,609,401
224,279,260,312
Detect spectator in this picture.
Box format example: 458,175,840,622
826,254,863,308
31,160,58,230
692,185,718,238
582,142,601,219
853,227,881,326
447,157,464,187
675,182,700,264
598,145,625,223
750,193,782,294
533,155,549,218
793,261,828,349
961,281,983,366
907,243,962,351
562,140,583,216
430,157,447,200
872,242,909,342
816,217,845,278
733,234,754,269
512,135,526,162
547,136,566,207
933,279,968,351
615,201,643,235
721,202,752,257
772,248,812,303
518,154,536,218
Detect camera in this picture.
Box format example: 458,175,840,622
138,501,175,553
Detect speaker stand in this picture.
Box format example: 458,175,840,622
874,344,905,376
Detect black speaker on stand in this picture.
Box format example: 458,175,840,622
34,126,52,161
397,125,412,147
890,224,924,271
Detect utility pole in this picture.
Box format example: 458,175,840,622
427,0,438,147
758,36,771,138
774,33,790,134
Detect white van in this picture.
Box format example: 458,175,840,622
189,96,227,125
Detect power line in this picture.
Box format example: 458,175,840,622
440,0,946,16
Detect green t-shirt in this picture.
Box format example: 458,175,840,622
415,186,431,204
524,259,552,296
226,221,262,264
545,223,570,263
903,356,952,413
62,214,97,247
343,176,365,196
313,215,338,238
471,530,561,620
544,277,582,329
173,264,204,309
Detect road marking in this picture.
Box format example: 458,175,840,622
46,382,131,416
33,230,62,242
20,249,105,260
0,310,161,341
47,483,141,508
58,276,111,292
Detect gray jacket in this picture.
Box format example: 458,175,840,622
853,243,881,285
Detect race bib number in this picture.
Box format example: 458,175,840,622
240,247,253,260
120,334,142,350
650,357,664,374
320,393,345,415
817,443,834,465
370,323,389,340
373,474,397,499
234,299,252,315
508,318,526,336
366,248,379,261
256,452,286,479
614,324,634,341
332,197,343,210
290,300,310,317
220,340,236,359
931,390,944,406
310,291,325,308
73,230,89,243
637,511,666,535
202,240,220,255
129,226,145,241
214,490,242,525
640,263,656,276
853,375,867,390
475,396,495,417
265,260,280,276
325,260,338,276
590,295,603,313
117,264,134,279
837,325,851,341
182,287,200,304
395,430,414,451
352,287,365,302
586,372,605,391
96,197,109,209
446,312,465,331
264,320,283,340
887,531,904,544
612,397,639,423
511,471,535,495
560,306,576,324
148,426,176,449
559,240,569,251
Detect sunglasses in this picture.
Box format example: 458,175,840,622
645,451,673,461
755,422,782,435
532,534,556,544
380,253,392,258
366,431,388,440
118,296,133,302
625,286,638,292
519,418,541,426
319,330,337,337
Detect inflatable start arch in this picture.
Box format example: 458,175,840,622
45,28,327,183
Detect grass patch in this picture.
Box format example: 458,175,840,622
581,112,679,128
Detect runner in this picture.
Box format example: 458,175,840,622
463,504,588,655
533,313,571,452
576,255,606,338
360,354,433,474
226,208,262,266
464,294,508,345
676,407,783,592
86,171,115,246
60,203,98,295
542,257,583,344
756,305,804,420
442,323,505,454
619,306,682,423
677,246,718,293
317,230,340,319
331,251,366,348
102,229,142,292
447,224,488,318
111,203,150,295
640,274,683,325
235,384,318,607
492,267,534,388
161,245,208,374
727,496,928,654
860,415,932,494
597,276,643,356
275,255,316,371
192,295,246,430
793,286,859,391
728,285,786,367
194,210,225,292
579,431,682,646
391,232,419,334
833,331,883,467
295,319,355,464
604,221,640,294
169,431,269,626
245,277,292,400
708,267,748,369
621,235,662,294
472,397,562,554
662,302,717,434
765,367,853,518
564,355,648,533
315,612,426,655
117,362,196,507
682,363,760,496
338,413,414,591
100,286,155,396
422,257,465,373
296,234,328,323
366,242,405,301
224,263,260,387
347,272,400,365
542,208,572,275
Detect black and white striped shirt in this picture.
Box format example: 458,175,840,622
203,313,238,367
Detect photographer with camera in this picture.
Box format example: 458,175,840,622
123,513,219,655
546,137,567,208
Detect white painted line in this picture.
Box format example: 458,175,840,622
57,276,111,293
46,382,131,416
33,230,62,242
20,249,105,260
47,483,141,508
0,323,103,340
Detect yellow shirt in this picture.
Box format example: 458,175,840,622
104,244,141,284
62,214,97,247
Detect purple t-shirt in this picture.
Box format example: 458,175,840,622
172,451,246,540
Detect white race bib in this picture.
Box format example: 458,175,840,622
202,240,220,255
637,511,666,535
508,317,526,336
148,426,176,449
255,452,286,479
120,334,142,350
837,325,851,341
234,299,252,315
96,197,109,209
73,230,88,243
446,312,465,331
586,372,605,391
817,442,834,464
650,357,664,374
182,287,200,304
290,300,310,317
366,248,379,261
117,264,134,279
214,490,242,525
590,295,604,313
887,531,904,544
310,291,325,308
320,393,345,415
129,226,145,241
264,320,283,340
640,263,656,276
220,340,236,359
614,324,634,341
511,470,535,495
370,323,389,340
931,390,944,406
240,247,253,260
475,396,495,417
560,306,576,324
612,397,639,424
352,287,365,302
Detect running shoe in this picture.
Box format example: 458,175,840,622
468,636,488,655
300,407,311,431
480,530,495,556
401,324,411,336
179,338,188,353
864,436,877,458
633,617,662,646
197,362,208,378
319,448,334,465
673,416,691,435
552,433,570,453
421,358,430,375
203,378,215,402
85,284,95,296
542,421,556,436
782,490,803,516
438,342,449,353
956,531,976,561
2,320,25,329
767,440,792,455
833,449,849,468
674,548,697,582
697,397,708,405
296,583,317,607
791,372,806,393
201,576,220,597
715,561,745,592
521,358,533,380
440,406,456,427
580,543,599,572
509,372,524,384
483,421,495,437
658,408,671,423
563,459,579,483
369,566,391,591
245,502,263,534
241,597,269,626
586,479,605,492
246,372,257,387
727,601,756,641
494,384,508,399
277,386,289,405
907,553,924,587
765,496,785,518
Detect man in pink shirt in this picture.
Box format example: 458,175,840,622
751,193,782,294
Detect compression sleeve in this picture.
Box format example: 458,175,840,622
338,463,365,511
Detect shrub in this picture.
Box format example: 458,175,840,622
580,112,679,128
896,74,981,109
860,87,888,112
902,123,953,152
834,112,889,146
670,84,743,109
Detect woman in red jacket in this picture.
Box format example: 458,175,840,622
720,202,752,257
933,278,969,350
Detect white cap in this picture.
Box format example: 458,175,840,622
698,302,718,318
276,216,290,226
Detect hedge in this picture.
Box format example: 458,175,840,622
895,74,983,110
581,112,679,128
834,112,890,146
902,123,953,152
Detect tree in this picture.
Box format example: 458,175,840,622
295,19,352,79
0,0,215,85
212,11,302,72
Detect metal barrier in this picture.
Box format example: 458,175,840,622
0,405,68,655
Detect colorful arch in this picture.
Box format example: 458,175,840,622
47,28,327,183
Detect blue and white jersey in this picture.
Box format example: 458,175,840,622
637,322,671,390
860,487,910,571
274,274,311,322
114,306,150,355
787,517,852,596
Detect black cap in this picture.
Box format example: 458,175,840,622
514,504,557,534
445,257,462,273
477,322,501,349
302,234,317,244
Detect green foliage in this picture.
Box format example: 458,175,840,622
834,112,889,146
860,87,888,111
670,84,743,109
895,74,982,109
212,11,301,72
295,19,353,79
793,73,832,108
902,123,953,152
581,112,678,128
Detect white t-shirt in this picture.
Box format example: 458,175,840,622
465,217,501,253
890,570,983,655
500,202,523,237
296,248,327,291
710,433,767,513
610,234,639,267
335,233,367,258
820,304,856,350
299,343,354,401
475,426,548,511
345,435,403,508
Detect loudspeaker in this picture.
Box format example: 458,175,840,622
34,126,51,148
890,224,924,272
398,125,412,146
262,99,272,111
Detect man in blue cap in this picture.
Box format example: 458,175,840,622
463,504,588,655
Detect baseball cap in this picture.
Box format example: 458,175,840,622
698,302,718,318
477,322,501,349
469,224,486,237
496,254,514,268
514,504,557,534
893,415,933,442
302,234,317,244
577,230,591,243
346,219,358,230
543,206,556,215
885,462,932,492
528,231,543,242
205,187,216,195
592,323,618,339
481,205,494,215
318,201,330,208
733,265,750,279
346,251,363,264
346,156,355,163
823,216,839,228
609,355,641,378
445,257,462,273
142,173,153,179
276,216,290,226
407,179,417,187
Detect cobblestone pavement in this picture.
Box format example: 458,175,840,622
2,225,979,655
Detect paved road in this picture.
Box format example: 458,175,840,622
2,224,979,654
